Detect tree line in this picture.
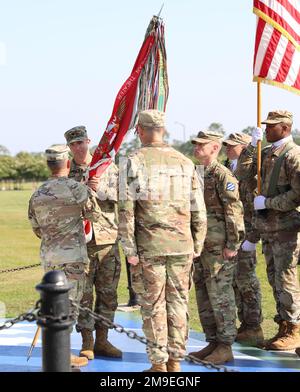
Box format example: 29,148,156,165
1,123,300,182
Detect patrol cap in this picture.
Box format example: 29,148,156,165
45,144,70,162
64,126,88,145
261,110,293,126
137,109,165,128
223,133,251,146
192,131,224,144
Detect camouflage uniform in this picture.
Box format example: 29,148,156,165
236,116,300,326
224,133,263,329
118,114,207,364
67,150,120,332
28,145,101,317
192,132,245,346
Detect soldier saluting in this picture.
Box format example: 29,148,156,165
236,110,300,351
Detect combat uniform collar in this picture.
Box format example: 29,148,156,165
73,152,93,167
230,159,238,172
48,175,68,180
272,135,293,149
204,160,218,174
271,136,294,157
141,142,168,147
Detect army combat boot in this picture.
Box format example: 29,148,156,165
189,342,218,360
94,327,122,358
143,363,167,372
167,359,181,372
267,322,300,351
80,329,94,360
70,354,88,368
236,325,264,347
203,343,234,365
264,320,288,350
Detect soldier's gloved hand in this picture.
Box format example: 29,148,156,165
251,127,263,147
241,240,257,252
128,256,139,265
254,195,266,210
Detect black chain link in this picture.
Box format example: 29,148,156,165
0,263,41,274
71,300,236,372
0,300,41,331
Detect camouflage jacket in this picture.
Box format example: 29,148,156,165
118,142,207,257
203,160,245,251
235,141,300,233
69,156,118,246
28,177,101,266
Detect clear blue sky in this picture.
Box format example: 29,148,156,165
0,0,299,154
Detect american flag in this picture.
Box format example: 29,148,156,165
253,0,300,94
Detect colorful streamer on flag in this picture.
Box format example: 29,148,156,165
84,15,168,238
89,15,169,178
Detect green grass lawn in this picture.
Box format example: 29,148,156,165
0,189,294,340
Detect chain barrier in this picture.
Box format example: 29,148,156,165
71,300,236,373
0,297,236,372
0,300,41,331
0,263,41,275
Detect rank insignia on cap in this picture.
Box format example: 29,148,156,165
226,182,235,191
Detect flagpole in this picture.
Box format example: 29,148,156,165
257,81,262,194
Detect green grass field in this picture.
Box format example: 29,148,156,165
0,188,294,340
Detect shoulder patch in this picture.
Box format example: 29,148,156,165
226,182,236,191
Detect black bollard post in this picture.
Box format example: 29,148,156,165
36,270,74,372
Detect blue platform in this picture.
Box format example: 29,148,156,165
0,311,300,372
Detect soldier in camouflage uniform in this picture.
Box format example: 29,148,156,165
223,133,264,347
28,144,101,367
64,126,121,360
118,109,207,372
190,131,245,365
236,110,300,351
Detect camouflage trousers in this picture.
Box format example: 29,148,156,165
261,231,300,325
76,243,121,332
131,254,193,364
233,248,263,328
44,262,87,320
194,245,237,345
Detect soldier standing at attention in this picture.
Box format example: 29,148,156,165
223,133,264,347
118,109,207,372
64,126,121,360
190,131,245,365
236,111,300,351
28,144,101,367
